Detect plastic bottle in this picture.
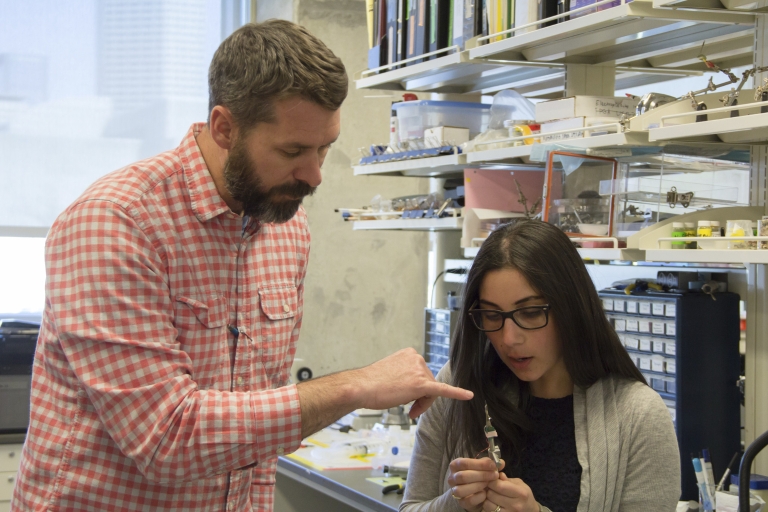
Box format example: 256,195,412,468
697,221,712,249
684,222,697,249
711,221,725,249
671,222,686,250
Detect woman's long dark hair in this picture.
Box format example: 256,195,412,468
444,220,645,475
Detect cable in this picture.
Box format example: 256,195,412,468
430,268,468,309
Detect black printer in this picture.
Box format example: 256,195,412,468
0,319,40,433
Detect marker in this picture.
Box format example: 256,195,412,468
701,449,716,499
716,452,740,492
692,455,714,511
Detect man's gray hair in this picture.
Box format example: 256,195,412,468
208,19,348,130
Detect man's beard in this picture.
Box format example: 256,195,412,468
223,137,316,223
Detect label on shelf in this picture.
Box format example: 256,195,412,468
652,321,666,335
666,360,676,374
665,304,676,317
665,342,676,356
602,299,614,311
624,337,639,350
652,303,665,316
666,322,676,337
640,339,652,352
614,318,626,331
639,302,652,315
613,299,625,312
626,301,638,314
653,340,665,353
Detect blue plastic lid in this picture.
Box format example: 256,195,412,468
391,100,491,110
731,473,768,489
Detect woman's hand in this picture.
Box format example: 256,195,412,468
446,457,500,511
483,470,540,512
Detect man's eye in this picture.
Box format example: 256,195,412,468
283,150,301,157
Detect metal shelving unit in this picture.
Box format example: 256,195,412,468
649,104,768,144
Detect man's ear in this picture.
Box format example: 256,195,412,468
209,106,236,150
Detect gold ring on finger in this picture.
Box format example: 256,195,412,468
493,506,501,512
451,493,461,500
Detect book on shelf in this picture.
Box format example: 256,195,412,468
387,0,398,66
396,0,409,65
428,0,451,58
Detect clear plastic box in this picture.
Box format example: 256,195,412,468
602,149,751,239
393,100,491,142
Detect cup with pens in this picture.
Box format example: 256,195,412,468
692,449,741,511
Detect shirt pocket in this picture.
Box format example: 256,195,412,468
174,293,229,387
257,283,298,378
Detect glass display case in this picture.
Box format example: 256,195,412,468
542,151,618,245
602,146,751,239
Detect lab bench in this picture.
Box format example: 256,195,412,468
276,456,401,512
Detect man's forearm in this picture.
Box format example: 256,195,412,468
296,368,363,438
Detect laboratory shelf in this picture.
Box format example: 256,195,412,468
467,1,754,67
353,153,467,177
466,145,535,164
351,216,463,231
653,0,768,13
463,243,645,261
355,49,566,95
648,111,768,144
645,249,768,263
551,130,656,150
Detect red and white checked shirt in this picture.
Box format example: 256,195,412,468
13,123,308,511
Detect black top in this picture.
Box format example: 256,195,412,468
520,395,582,512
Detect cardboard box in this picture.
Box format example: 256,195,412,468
464,168,548,211
424,126,470,146
535,96,637,123
539,116,620,142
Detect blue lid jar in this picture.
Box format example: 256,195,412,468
731,473,768,489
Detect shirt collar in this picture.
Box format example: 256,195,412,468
178,122,232,223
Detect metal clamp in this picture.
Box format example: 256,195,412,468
666,186,694,208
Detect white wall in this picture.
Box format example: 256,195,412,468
292,0,431,376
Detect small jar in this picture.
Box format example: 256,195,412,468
671,222,685,250
684,222,697,249
697,221,712,249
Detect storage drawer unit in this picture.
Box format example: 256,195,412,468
424,308,458,376
600,290,740,501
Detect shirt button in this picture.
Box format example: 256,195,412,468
236,376,244,386
283,303,290,313
276,446,285,456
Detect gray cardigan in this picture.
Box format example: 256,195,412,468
400,367,680,512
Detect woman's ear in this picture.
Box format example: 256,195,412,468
209,106,236,150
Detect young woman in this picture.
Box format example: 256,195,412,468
400,220,680,512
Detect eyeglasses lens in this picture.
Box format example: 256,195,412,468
470,307,547,331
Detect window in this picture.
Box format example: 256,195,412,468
0,0,228,316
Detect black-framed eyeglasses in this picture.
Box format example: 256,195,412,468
468,302,550,332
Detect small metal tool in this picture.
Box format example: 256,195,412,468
484,403,502,471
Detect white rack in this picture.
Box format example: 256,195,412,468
468,0,754,66
653,0,768,13
351,216,463,231
353,153,467,177
649,103,768,144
